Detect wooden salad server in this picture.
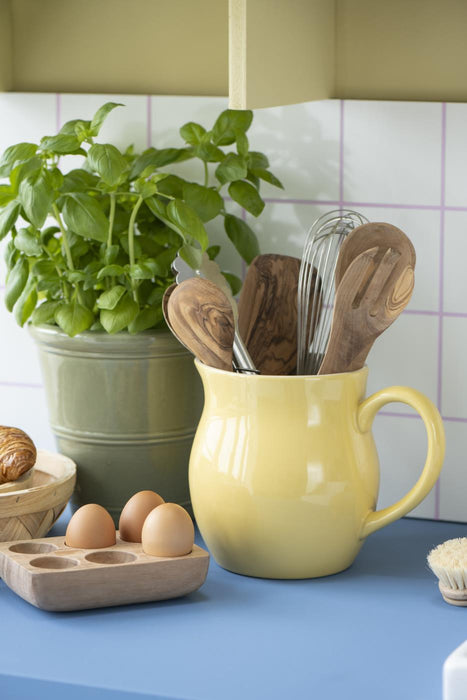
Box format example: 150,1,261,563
167,277,235,372
334,221,416,288
318,246,414,375
238,253,307,375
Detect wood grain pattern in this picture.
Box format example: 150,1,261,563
238,254,305,375
335,221,416,287
168,278,235,371
0,450,76,542
0,534,209,611
318,246,414,375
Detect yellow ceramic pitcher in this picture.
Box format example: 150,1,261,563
189,361,445,579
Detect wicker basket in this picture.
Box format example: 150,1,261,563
0,450,76,542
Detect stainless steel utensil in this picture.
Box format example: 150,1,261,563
296,209,368,375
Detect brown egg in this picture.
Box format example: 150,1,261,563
119,490,165,542
142,503,194,557
65,504,116,549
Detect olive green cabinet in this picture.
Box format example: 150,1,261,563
1,0,466,107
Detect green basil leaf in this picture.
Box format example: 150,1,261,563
90,102,124,137
66,270,86,284
250,167,284,189
59,119,91,137
14,228,42,256
4,240,18,270
100,292,139,334
236,131,249,157
167,200,208,250
228,180,265,217
182,183,223,222
223,272,243,296
62,193,109,242
206,244,221,260
212,110,253,146
47,167,64,190
36,278,61,294
87,144,128,187
128,306,163,333
61,169,99,193
134,179,158,199
248,151,269,169
224,214,260,264
32,260,56,278
0,143,38,176
154,247,179,276
103,244,120,265
215,154,247,185
180,122,206,145
31,300,61,325
245,171,260,189
40,134,81,154
178,243,202,270
5,257,29,311
193,143,224,163
19,171,54,228
97,285,126,310
147,287,165,306
130,147,192,179
13,279,37,327
129,260,162,279
55,301,95,337
156,174,185,199
0,200,20,240
10,157,43,195
96,264,125,279
0,185,15,206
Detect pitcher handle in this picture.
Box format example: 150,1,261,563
357,386,445,539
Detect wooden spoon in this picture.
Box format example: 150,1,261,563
318,246,414,375
238,254,306,375
162,283,189,350
167,277,235,372
335,221,416,287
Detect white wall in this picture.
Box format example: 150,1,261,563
0,93,465,522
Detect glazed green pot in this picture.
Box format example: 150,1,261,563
29,325,203,523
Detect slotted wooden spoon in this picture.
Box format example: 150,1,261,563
335,221,416,287
318,246,414,375
238,254,305,375
167,278,235,372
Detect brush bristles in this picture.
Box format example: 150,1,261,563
427,538,467,590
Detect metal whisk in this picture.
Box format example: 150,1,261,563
296,209,368,375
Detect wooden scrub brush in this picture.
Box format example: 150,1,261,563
427,538,467,606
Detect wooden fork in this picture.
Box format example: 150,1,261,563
318,246,414,375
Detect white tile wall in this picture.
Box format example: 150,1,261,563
0,93,466,523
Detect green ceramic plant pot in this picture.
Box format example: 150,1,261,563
29,325,203,523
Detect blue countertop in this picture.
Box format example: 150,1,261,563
1,514,466,700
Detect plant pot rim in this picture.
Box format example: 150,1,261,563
28,323,191,358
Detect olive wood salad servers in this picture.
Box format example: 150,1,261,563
318,245,415,375
166,277,235,372
173,252,256,373
238,253,307,375
334,221,416,287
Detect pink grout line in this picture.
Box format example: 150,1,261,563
434,102,447,520
146,96,152,148
339,100,344,209
0,381,43,389
55,93,61,131
379,411,421,420
262,197,445,211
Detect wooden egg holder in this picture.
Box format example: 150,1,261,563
0,533,209,612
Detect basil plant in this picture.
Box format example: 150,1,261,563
0,102,282,336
